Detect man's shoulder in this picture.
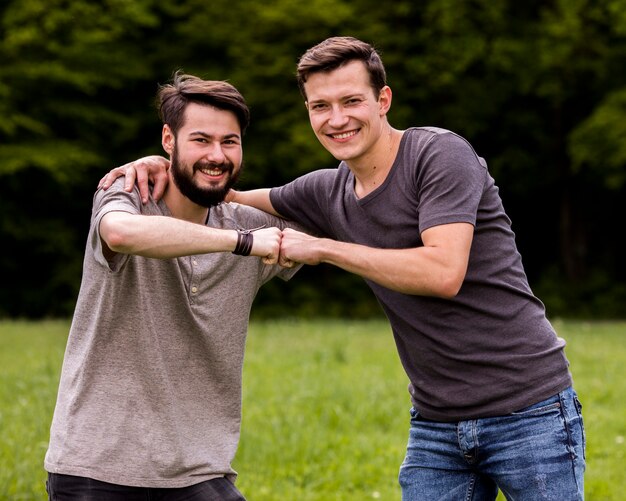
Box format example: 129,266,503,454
407,126,473,148
276,167,346,196
95,177,142,205
404,127,482,163
212,202,285,227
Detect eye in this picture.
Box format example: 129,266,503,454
310,103,329,111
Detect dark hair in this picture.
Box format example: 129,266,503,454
156,71,250,135
296,36,387,99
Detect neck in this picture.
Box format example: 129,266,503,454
351,125,402,199
162,185,210,225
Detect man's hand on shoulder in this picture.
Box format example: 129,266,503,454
98,155,171,204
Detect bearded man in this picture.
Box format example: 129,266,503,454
44,73,298,501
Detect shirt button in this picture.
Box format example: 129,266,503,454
191,286,198,293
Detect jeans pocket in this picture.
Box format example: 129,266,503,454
574,394,583,414
573,395,586,460
510,400,561,417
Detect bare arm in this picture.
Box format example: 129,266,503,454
98,156,170,203
97,158,280,219
279,222,474,297
100,211,282,264
228,189,282,217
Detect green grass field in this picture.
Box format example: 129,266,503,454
1,319,624,500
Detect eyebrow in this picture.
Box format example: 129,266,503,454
188,131,241,140
308,93,366,104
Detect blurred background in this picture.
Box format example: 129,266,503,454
1,0,625,320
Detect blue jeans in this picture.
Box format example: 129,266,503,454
398,387,585,500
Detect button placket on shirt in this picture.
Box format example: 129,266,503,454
189,258,199,302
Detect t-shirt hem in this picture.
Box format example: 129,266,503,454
44,461,235,489
412,376,573,422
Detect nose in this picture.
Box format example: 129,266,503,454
328,105,349,128
205,143,226,163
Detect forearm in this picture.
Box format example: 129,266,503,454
278,224,472,295
230,189,281,217
100,212,237,258
316,239,463,297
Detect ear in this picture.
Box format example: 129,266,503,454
378,86,392,116
162,124,175,155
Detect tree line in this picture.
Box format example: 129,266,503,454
1,0,625,319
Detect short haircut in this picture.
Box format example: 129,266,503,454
296,36,387,99
156,71,250,136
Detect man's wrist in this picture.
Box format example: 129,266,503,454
232,229,253,256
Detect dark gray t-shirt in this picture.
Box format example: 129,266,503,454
45,180,298,487
270,127,572,421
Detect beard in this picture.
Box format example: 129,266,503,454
170,148,241,208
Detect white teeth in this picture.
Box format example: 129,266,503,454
332,131,357,139
201,168,223,176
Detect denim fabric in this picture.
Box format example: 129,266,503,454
46,473,246,501
399,387,585,500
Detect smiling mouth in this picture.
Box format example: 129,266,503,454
195,162,231,178
328,129,359,140
199,167,225,176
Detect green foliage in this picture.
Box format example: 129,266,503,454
569,88,626,189
536,266,626,319
0,0,625,317
1,319,625,499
